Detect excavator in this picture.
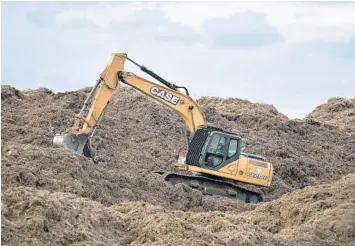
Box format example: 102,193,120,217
53,53,274,203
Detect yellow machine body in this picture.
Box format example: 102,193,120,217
53,53,274,202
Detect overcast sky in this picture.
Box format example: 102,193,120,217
2,1,355,118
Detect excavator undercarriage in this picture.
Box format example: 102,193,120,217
156,171,264,203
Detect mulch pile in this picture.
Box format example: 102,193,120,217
1,84,354,245
306,97,355,130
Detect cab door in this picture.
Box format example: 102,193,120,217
201,132,241,172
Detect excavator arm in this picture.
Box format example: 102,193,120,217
53,53,206,158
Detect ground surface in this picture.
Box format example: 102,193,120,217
1,85,355,245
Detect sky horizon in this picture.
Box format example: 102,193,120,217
2,1,355,119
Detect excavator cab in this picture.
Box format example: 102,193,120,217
185,126,242,170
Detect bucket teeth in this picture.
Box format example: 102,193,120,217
53,133,93,158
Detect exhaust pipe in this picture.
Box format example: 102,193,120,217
53,133,93,158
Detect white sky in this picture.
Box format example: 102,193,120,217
1,1,355,118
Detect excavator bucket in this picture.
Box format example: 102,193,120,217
53,133,94,158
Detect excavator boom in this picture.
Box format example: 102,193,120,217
118,71,206,133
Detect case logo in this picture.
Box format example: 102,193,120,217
150,86,180,105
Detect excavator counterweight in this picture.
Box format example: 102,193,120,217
53,53,274,203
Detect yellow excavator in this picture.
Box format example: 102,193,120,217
53,53,274,203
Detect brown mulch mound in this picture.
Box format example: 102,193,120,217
306,97,355,130
2,84,355,245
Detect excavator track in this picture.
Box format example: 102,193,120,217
154,171,264,203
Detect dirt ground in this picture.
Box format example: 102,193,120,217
1,84,355,245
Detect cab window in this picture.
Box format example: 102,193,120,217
227,139,238,159
207,135,226,155
205,134,227,167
